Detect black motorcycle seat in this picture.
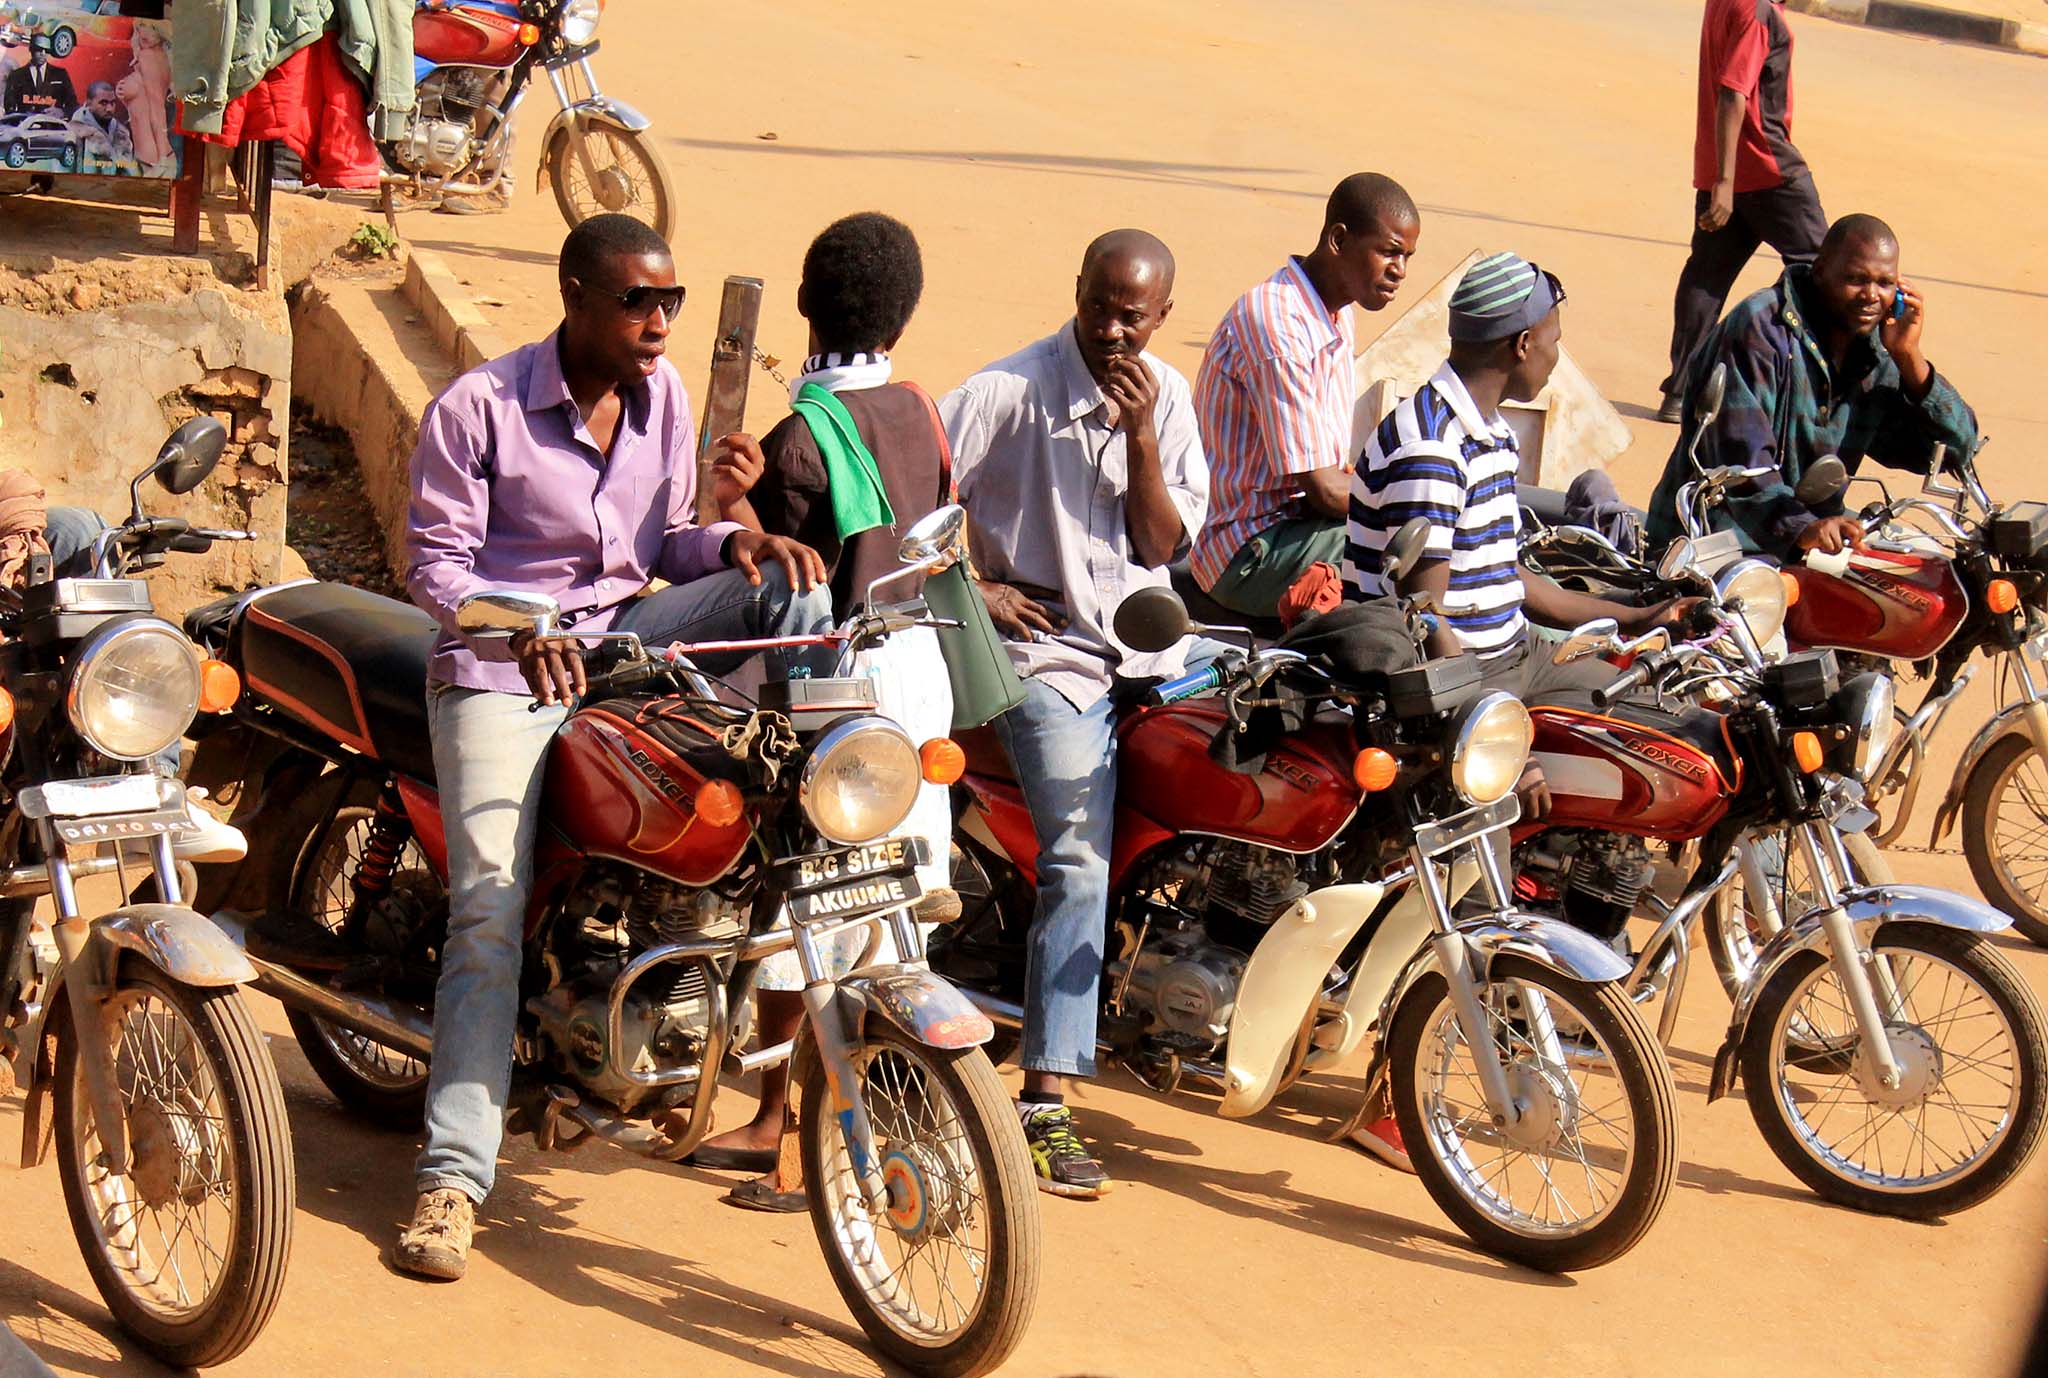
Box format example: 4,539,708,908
235,582,440,783
1167,560,1283,643
1518,484,1572,527
1529,689,1740,785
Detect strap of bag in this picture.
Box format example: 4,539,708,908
897,380,955,503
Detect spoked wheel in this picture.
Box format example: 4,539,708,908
275,780,432,1127
1961,733,2048,946
1388,956,1678,1272
799,1027,1039,1377
54,961,294,1367
1741,924,2047,1217
1706,829,1892,1001
544,125,675,239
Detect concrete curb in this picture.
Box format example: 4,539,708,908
1786,0,2048,56
402,250,509,374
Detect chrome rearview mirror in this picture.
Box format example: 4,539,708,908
899,505,968,571
1113,585,1191,654
1383,515,1434,583
1656,538,1697,582
1795,455,1848,507
1553,617,1620,665
1697,362,1728,429
457,589,562,639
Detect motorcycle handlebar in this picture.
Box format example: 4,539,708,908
1592,655,1657,711
1143,663,1224,707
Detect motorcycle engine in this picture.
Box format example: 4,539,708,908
391,68,503,177
1529,832,1652,942
530,873,748,1114
1106,841,1306,1056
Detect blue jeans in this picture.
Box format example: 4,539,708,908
990,639,1232,1079
46,506,109,578
416,566,833,1203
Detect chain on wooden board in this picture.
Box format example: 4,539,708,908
753,346,788,388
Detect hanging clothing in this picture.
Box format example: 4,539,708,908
182,35,380,189
174,0,413,138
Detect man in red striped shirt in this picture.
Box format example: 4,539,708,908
1191,173,1419,619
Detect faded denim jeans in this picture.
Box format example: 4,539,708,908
416,566,833,1203
989,639,1232,1080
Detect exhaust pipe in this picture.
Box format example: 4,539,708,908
209,912,435,1059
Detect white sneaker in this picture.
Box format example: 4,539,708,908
173,787,247,864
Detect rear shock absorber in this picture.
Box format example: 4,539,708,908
350,780,413,903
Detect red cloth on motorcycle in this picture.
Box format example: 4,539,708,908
1276,560,1344,632
179,35,380,190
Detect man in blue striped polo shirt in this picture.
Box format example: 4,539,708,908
1339,252,1691,1174
1346,252,1684,693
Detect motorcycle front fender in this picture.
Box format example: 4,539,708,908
1929,698,2048,843
1722,882,2011,1062
98,905,258,988
834,963,995,1051
540,94,652,154
1219,882,1383,1120
1308,860,1478,1071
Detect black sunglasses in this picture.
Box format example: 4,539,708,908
606,283,685,320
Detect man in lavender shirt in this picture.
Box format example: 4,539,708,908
394,216,832,1281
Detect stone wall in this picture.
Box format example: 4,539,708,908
0,194,360,615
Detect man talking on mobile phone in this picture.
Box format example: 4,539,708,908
1644,214,1980,563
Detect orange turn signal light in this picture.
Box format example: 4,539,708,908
1792,731,1824,774
1988,578,2020,615
695,779,745,828
1780,570,1801,607
197,659,241,715
1353,748,1398,792
920,738,967,785
517,21,543,44
0,685,14,733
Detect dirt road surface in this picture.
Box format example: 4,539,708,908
8,2,2048,1375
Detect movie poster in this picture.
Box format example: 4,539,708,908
0,3,176,178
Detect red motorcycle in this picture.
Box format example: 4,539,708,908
932,535,1681,1273
1776,443,2048,947
184,510,1040,1377
1512,534,2045,1218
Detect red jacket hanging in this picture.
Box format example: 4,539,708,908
178,33,380,190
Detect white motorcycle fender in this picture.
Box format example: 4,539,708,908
1304,856,1482,1072
1219,882,1383,1119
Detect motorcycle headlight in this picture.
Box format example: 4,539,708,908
1839,672,1898,782
1449,691,1532,805
1716,558,1789,649
66,618,202,761
559,0,605,46
800,717,922,844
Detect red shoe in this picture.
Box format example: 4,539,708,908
1346,1116,1416,1174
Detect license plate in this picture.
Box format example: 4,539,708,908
782,837,928,924
49,803,194,847
1412,795,1521,858
21,775,166,820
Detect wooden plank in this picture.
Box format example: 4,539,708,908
694,275,764,523
169,135,202,254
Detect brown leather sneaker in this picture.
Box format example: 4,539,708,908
912,886,963,924
393,1187,475,1281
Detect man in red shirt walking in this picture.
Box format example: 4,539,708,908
1657,0,1826,424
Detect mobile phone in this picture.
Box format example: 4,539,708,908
1891,288,1907,322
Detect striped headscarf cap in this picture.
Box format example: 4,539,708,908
1448,252,1562,342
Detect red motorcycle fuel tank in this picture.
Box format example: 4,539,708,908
544,701,752,885
1115,705,1363,852
1785,551,1968,661
413,4,530,67
1529,702,1738,840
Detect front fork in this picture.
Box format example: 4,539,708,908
544,57,609,194
49,826,185,1174
793,912,930,1210
1793,822,1908,1089
1411,830,1562,1130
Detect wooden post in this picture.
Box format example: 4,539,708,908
253,141,276,291
169,136,203,254
695,276,765,523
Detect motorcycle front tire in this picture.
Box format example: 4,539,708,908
1387,955,1679,1272
1705,828,1892,1000
54,960,294,1368
1960,732,2048,946
544,123,675,240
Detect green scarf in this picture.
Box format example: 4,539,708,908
791,383,895,542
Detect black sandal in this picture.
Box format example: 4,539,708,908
682,1144,777,1173
723,1177,807,1213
